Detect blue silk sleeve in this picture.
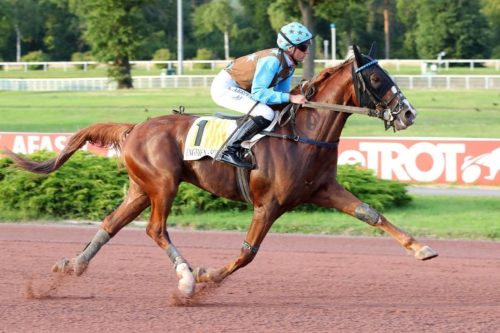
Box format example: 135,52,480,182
251,56,291,105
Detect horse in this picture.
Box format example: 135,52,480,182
5,45,437,297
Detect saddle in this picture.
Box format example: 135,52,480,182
182,113,277,161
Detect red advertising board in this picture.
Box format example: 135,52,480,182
338,137,499,186
1,132,499,186
0,132,114,157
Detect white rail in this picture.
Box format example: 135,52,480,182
1,75,499,91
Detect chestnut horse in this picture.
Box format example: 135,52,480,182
6,45,437,297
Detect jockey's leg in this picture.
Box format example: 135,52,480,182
193,203,281,283
217,115,271,169
145,182,196,297
52,179,150,275
211,72,275,169
310,181,438,260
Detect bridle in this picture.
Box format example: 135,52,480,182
352,58,407,131
261,57,409,147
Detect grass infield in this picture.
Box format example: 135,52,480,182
0,89,499,137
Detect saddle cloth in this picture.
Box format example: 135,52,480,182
183,115,277,161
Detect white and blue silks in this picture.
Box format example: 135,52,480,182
211,50,295,122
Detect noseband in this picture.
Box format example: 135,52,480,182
352,59,406,131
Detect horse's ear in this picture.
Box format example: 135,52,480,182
368,42,377,58
352,44,363,67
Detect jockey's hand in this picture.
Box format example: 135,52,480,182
290,94,307,104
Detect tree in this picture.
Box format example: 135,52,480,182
481,0,500,57
395,0,420,58
414,0,491,59
315,0,371,58
70,0,152,88
2,0,43,62
193,0,235,60
40,0,85,61
237,0,276,51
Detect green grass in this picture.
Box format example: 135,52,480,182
162,195,500,240
0,89,499,137
2,195,498,240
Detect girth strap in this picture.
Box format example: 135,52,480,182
236,167,252,203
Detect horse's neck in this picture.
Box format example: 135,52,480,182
296,65,355,143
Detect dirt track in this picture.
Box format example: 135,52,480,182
1,223,499,333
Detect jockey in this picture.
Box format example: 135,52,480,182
211,22,313,169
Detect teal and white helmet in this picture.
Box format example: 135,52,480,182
277,22,313,50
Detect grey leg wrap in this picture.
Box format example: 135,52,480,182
77,228,111,262
242,241,259,255
166,244,187,268
354,203,382,226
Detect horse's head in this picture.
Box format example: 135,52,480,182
352,44,416,131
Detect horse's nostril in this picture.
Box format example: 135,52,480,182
404,110,415,124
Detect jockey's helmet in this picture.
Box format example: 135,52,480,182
277,22,313,50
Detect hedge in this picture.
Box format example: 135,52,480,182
0,151,411,221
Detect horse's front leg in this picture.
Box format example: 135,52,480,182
193,203,281,283
310,182,438,260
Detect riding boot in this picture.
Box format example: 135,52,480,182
217,116,271,169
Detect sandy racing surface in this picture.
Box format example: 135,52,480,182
1,223,499,332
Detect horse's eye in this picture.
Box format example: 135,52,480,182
370,74,381,87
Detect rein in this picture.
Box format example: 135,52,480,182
301,101,379,117
259,64,386,149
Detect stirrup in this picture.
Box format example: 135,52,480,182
218,151,254,169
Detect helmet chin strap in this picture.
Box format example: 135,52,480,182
287,48,299,65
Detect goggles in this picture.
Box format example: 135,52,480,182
296,42,310,52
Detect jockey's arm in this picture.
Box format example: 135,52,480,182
251,56,290,105
274,73,306,104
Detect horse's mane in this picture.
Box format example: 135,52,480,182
290,58,353,94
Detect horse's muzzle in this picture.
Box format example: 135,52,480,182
394,100,417,131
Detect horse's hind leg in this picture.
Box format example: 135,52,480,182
310,182,438,260
52,179,150,275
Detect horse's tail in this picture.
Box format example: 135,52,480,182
3,122,135,174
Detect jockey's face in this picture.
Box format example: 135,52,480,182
287,41,310,63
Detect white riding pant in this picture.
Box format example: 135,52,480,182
211,70,275,121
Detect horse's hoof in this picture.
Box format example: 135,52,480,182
73,258,89,276
52,257,72,273
415,246,438,261
192,267,207,283
176,263,195,297
51,257,89,275
192,267,224,283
